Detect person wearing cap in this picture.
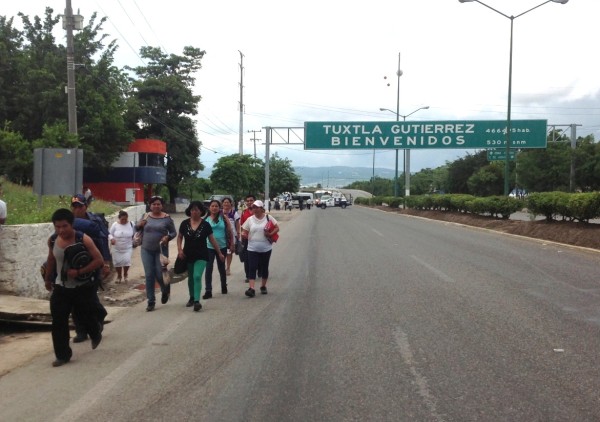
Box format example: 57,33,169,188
70,193,111,342
241,199,279,297
136,195,177,312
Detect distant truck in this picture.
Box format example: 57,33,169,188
318,191,351,209
291,192,314,209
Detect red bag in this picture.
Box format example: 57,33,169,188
264,216,279,243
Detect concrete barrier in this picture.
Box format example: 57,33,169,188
0,205,147,299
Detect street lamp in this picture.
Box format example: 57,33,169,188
380,106,429,197
458,0,568,195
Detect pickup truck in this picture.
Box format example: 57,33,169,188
319,194,349,209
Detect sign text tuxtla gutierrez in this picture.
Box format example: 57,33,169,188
304,120,547,150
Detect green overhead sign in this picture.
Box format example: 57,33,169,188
487,149,516,161
304,120,547,150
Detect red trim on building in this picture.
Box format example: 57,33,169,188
127,139,167,154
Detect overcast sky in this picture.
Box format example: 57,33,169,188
5,0,599,175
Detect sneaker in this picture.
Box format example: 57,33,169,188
161,291,169,304
52,358,70,367
245,288,255,298
73,334,88,343
202,291,212,300
193,301,202,312
91,333,102,350
260,286,268,295
221,287,228,294
186,298,194,307
146,303,155,312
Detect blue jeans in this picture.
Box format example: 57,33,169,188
205,247,227,292
141,247,169,304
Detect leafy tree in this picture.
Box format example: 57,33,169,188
410,166,449,195
467,163,503,196
573,135,600,191
210,154,264,200
518,141,570,192
446,150,490,194
268,153,300,198
126,46,206,202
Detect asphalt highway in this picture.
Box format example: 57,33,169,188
1,205,600,421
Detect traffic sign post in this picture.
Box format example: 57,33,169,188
487,149,516,161
304,120,547,150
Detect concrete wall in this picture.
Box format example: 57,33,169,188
0,205,147,299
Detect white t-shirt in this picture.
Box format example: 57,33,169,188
0,199,6,225
242,214,278,253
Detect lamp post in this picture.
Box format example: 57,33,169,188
458,0,568,195
383,53,403,197
380,106,429,196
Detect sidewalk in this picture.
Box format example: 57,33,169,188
0,208,296,376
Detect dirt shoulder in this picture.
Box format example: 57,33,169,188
374,206,600,251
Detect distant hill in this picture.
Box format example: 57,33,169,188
294,166,395,188
198,165,395,189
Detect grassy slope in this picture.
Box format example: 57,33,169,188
1,178,119,225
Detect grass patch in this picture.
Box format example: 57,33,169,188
1,177,119,225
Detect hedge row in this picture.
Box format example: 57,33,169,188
403,194,521,219
356,192,600,222
527,191,600,222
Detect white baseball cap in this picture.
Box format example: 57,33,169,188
253,200,264,208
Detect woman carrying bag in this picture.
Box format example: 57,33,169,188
241,200,279,298
176,201,223,312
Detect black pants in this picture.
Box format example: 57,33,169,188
247,250,272,280
50,284,101,361
73,280,107,338
205,247,227,292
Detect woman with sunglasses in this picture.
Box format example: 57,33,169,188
136,196,176,312
241,200,279,297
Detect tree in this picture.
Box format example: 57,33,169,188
410,166,449,195
268,153,300,198
467,163,503,196
518,140,570,192
446,150,490,194
126,46,206,202
210,154,264,200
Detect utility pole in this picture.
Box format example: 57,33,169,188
238,50,244,155
247,129,261,158
64,0,81,135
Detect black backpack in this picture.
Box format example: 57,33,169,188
43,231,94,284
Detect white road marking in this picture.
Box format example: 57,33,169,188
411,255,455,283
394,327,445,422
372,228,384,237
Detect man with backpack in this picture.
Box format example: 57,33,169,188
70,194,111,343
44,208,104,367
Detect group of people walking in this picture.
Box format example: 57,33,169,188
44,192,279,367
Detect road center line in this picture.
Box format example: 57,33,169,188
411,255,455,283
372,228,384,237
54,312,191,422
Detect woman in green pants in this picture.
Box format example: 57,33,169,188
176,201,224,311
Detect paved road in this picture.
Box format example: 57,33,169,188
1,206,600,421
